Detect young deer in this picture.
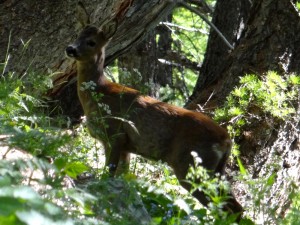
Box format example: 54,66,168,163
66,3,243,216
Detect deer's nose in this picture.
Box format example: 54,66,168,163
66,46,78,58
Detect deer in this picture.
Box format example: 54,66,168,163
65,2,243,217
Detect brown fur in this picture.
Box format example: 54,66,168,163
66,3,243,217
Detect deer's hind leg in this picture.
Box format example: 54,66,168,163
171,150,216,209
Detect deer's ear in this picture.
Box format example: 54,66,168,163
77,1,90,28
102,19,118,40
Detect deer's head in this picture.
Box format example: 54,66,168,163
66,2,117,61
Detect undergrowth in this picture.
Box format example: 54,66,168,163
214,72,300,225
1,46,300,225
0,55,243,225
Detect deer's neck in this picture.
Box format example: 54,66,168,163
76,51,108,115
77,51,107,86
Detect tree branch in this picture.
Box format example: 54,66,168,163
180,2,234,50
158,50,201,71
186,0,214,14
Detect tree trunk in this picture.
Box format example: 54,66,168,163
188,0,300,109
187,0,300,219
186,0,251,110
0,0,176,123
118,15,173,98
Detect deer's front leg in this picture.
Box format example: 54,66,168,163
105,133,130,176
116,151,130,175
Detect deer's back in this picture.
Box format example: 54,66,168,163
84,82,231,163
121,94,231,163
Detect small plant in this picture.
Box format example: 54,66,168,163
186,152,244,225
0,45,96,224
214,71,300,224
281,185,300,225
296,1,300,10
214,71,300,138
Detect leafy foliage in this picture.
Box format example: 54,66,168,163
215,72,300,138
0,48,240,225
296,1,300,10
214,72,300,224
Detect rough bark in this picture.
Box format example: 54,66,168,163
186,0,300,219
118,15,173,98
187,0,300,109
155,14,173,88
0,0,176,72
186,0,251,110
0,0,177,122
118,30,162,98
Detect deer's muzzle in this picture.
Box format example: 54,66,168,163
66,46,78,58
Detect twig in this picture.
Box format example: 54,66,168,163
179,2,234,50
186,0,214,14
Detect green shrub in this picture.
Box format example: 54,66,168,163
215,72,300,138
214,72,300,225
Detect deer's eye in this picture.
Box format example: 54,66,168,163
87,40,96,47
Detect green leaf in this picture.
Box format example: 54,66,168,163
44,203,62,216
11,186,41,202
0,214,18,225
16,210,74,225
66,189,96,209
267,173,276,186
229,107,244,116
237,157,247,175
54,158,68,171
289,74,300,85
239,217,256,225
0,176,11,187
0,197,25,216
64,162,89,179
